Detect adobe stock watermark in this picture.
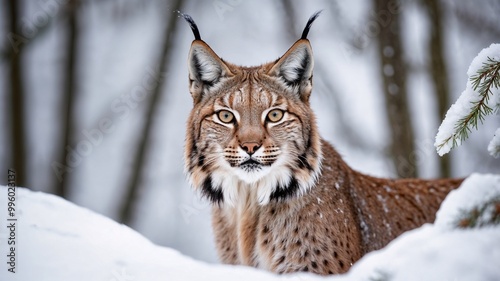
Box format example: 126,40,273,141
110,267,135,281
7,0,69,54
6,170,18,274
395,138,436,177
51,65,168,182
340,0,404,59
288,275,307,281
179,194,211,224
212,0,243,20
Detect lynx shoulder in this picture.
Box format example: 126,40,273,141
181,12,463,275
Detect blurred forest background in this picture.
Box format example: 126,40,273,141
1,0,499,262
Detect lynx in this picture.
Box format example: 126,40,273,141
181,12,463,275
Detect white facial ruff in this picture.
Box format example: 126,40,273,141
210,151,322,207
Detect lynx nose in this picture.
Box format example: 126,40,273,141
240,142,261,155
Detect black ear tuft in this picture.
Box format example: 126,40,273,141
301,10,323,40
178,11,201,40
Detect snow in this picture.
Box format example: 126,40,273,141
339,173,500,281
435,173,500,229
343,226,500,281
1,174,500,281
2,1,499,265
488,128,500,158
0,186,296,281
435,43,500,156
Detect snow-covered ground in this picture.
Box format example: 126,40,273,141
1,0,500,264
0,174,499,281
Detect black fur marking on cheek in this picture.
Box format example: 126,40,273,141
270,176,300,202
292,140,300,151
297,153,313,171
198,142,212,171
198,155,205,167
201,176,224,204
304,127,312,151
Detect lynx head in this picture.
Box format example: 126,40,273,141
182,12,323,206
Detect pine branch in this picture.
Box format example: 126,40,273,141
455,196,500,228
436,57,500,152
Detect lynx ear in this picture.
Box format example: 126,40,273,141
269,40,314,85
268,40,314,99
181,13,233,102
188,41,233,102
268,11,321,101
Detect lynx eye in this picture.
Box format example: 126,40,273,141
217,110,234,123
267,109,284,123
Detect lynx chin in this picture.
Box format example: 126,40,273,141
181,12,463,275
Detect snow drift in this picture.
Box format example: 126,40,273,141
0,174,499,281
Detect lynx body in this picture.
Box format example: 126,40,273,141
182,13,462,275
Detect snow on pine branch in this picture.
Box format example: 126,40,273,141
435,43,500,157
488,128,500,158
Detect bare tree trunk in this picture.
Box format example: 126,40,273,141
278,0,297,42
445,1,500,40
278,0,373,151
2,1,62,63
54,0,80,198
422,0,451,178
374,0,418,178
7,0,27,187
118,0,184,225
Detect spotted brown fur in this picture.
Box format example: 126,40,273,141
182,12,463,275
